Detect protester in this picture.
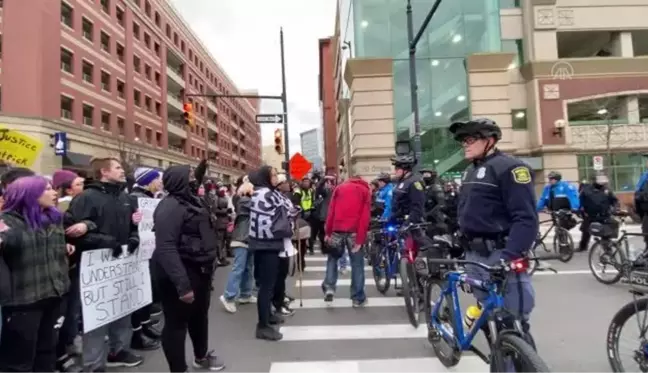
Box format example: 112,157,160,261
0,176,73,372
248,166,295,341
294,178,315,254
220,181,256,313
209,183,231,266
128,167,164,351
152,164,225,372
66,157,143,371
274,175,296,317
52,169,84,212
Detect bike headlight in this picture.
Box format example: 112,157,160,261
387,225,396,232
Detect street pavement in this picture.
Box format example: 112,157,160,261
133,224,645,372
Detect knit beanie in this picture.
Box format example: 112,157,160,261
52,169,79,190
134,167,161,187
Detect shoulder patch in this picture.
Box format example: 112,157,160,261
511,166,531,184
414,181,423,191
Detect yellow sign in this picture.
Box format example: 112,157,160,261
511,166,531,184
0,126,44,167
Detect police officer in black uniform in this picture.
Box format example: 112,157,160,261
578,172,619,252
448,118,538,339
420,168,447,236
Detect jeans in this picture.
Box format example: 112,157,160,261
254,251,279,328
338,251,349,270
321,233,366,302
82,315,132,371
223,247,254,301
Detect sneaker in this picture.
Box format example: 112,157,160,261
193,350,226,371
238,295,257,304
220,295,237,313
130,330,161,351
256,326,283,341
106,349,143,368
277,305,295,316
56,355,83,372
352,298,368,308
339,267,348,275
269,314,285,325
284,295,295,304
324,290,334,302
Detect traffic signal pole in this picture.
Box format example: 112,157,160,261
186,28,290,173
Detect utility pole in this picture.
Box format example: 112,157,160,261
186,28,290,173
406,0,443,170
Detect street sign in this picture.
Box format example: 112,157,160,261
289,152,312,181
255,113,285,124
593,155,604,171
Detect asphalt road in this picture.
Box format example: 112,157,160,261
131,224,645,372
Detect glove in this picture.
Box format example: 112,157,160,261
127,237,139,254
112,243,123,258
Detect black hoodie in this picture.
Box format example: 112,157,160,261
152,165,217,297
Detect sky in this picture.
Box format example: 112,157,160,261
169,0,336,154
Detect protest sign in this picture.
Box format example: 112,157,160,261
138,198,160,260
0,126,44,167
80,248,152,333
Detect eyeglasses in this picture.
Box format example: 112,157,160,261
461,136,480,145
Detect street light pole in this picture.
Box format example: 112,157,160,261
280,28,290,174
406,0,443,170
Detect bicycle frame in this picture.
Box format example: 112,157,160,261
373,228,400,279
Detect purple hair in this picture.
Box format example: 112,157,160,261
2,176,62,230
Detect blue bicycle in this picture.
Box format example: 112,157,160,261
424,257,550,372
369,223,400,294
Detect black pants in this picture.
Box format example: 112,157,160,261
254,250,279,328
273,256,290,310
642,214,648,246
579,217,592,251
309,219,325,253
215,229,227,260
156,264,212,373
132,266,159,329
0,296,65,372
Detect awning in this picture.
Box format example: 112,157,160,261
63,152,93,168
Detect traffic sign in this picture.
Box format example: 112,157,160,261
256,113,285,124
289,152,312,181
592,155,604,171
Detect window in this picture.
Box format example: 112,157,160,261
134,123,142,139
82,104,94,127
100,0,109,14
144,1,151,16
117,117,125,135
101,71,110,91
60,95,73,120
82,61,93,83
100,31,110,53
116,7,124,27
61,2,73,28
60,48,73,73
133,90,141,106
133,22,140,40
502,39,524,69
577,153,645,192
145,96,152,111
154,71,160,86
101,111,111,131
145,128,152,144
116,43,125,62
144,64,151,80
156,131,162,147
155,101,161,116
165,24,171,38
82,18,93,41
133,55,141,73
117,79,125,98
173,32,178,44
500,0,521,8
144,33,151,48
153,42,160,57
154,12,160,27
511,109,527,129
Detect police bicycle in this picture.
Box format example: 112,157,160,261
533,209,576,264
422,256,556,372
588,211,648,285
395,222,431,327
368,220,401,294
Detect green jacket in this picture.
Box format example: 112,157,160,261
0,211,70,306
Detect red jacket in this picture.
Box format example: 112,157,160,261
325,178,371,245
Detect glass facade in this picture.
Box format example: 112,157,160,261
349,0,503,171
577,153,644,192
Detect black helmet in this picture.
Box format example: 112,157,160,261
448,118,502,141
420,168,437,176
377,172,391,182
391,154,416,170
548,171,562,181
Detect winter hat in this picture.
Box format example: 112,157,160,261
52,169,78,190
134,167,161,187
277,174,287,185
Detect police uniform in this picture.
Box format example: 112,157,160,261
459,150,538,324
391,173,426,224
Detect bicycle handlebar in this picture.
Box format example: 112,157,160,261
427,254,565,274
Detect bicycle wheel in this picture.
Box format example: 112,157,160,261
490,334,550,372
373,252,391,294
607,297,648,372
589,241,624,285
425,280,461,368
553,227,574,262
527,244,541,276
399,257,420,327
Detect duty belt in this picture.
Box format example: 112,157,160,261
461,235,508,256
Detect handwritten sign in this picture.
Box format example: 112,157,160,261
80,248,152,333
0,126,44,167
138,198,160,260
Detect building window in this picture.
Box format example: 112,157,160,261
511,109,527,129
154,42,160,57
133,90,141,106
101,71,111,91
145,96,152,112
502,39,524,69
165,24,171,38
133,22,140,40
133,55,141,73
61,2,73,28
134,123,142,139
145,128,152,144
117,117,125,135
155,131,162,147
117,79,125,98
116,7,124,27
154,71,160,86
100,0,110,14
116,43,125,63
154,12,160,27
82,104,94,127
60,95,73,120
500,0,521,8
82,61,93,83
144,1,151,16
144,64,151,80
81,19,95,42
60,48,73,73
144,32,151,48
155,101,161,116
101,111,111,131
100,31,110,53
577,153,644,192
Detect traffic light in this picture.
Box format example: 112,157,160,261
183,102,194,127
274,129,283,154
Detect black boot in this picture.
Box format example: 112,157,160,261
130,329,161,351
269,314,285,325
255,326,283,341
142,320,162,339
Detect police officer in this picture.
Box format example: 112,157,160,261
448,118,538,340
375,172,394,221
578,172,619,252
536,171,580,212
420,169,447,236
634,153,648,248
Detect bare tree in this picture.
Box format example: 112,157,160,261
102,137,142,177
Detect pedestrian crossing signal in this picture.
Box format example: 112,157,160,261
274,129,283,154
183,103,195,127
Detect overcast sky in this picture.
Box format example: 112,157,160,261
169,0,336,154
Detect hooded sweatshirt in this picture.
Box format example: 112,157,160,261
324,177,372,245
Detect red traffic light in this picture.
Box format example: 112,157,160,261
274,129,282,153
183,103,193,112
